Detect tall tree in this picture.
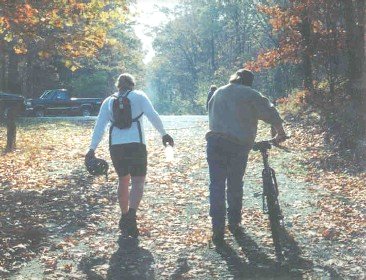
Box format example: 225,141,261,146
0,0,134,97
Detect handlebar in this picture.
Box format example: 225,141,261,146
253,136,291,152
253,140,272,152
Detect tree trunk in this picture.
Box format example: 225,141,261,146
300,10,314,92
7,50,21,94
210,34,216,73
343,0,364,82
341,0,365,157
0,42,7,90
5,107,16,151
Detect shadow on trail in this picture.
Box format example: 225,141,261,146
215,229,312,279
215,228,343,279
79,237,155,280
0,167,114,276
107,236,155,280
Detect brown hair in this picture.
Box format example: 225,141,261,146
116,73,135,91
229,69,254,86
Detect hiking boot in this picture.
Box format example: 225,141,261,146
228,223,243,236
212,231,225,247
119,213,129,236
127,209,139,238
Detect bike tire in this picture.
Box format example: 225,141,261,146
266,194,284,262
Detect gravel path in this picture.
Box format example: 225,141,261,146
1,116,364,279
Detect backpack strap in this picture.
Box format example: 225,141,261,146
136,119,143,144
125,90,132,97
132,113,143,122
109,124,114,148
110,114,144,145
119,90,132,98
132,113,144,143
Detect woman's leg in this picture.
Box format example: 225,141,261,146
124,175,145,237
118,174,131,214
129,175,146,210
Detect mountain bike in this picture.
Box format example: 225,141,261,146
253,140,285,263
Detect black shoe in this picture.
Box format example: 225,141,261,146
119,213,129,236
228,224,243,236
212,231,225,247
127,209,139,238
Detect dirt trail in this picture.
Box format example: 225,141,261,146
1,116,364,279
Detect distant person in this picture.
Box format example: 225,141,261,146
206,69,288,246
206,85,217,110
86,73,174,237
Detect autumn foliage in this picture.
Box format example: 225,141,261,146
0,0,128,70
245,0,346,72
246,0,365,157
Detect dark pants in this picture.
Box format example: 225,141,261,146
207,135,250,233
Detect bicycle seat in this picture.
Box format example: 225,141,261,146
253,141,272,151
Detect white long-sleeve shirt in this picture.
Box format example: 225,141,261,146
89,90,167,150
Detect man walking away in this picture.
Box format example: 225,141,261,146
206,85,217,110
206,69,288,246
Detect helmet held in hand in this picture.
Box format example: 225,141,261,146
85,154,109,178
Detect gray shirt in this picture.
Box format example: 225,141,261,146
207,83,283,146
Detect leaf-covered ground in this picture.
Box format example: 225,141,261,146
0,116,365,279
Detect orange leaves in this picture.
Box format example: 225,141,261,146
245,47,299,72
246,3,304,71
250,0,345,72
0,0,128,62
257,4,301,32
1,116,365,278
13,43,28,55
0,16,10,32
12,3,39,26
321,227,340,240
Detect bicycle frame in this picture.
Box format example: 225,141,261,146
253,140,284,263
260,149,280,214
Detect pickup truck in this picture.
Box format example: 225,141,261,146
26,89,103,117
0,92,26,119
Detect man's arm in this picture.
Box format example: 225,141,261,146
253,92,288,142
272,122,288,143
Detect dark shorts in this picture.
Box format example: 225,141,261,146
110,143,147,177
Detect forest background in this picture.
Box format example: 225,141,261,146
0,0,364,158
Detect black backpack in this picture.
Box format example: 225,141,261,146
112,90,133,129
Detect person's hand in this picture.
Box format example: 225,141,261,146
85,149,95,161
162,134,174,147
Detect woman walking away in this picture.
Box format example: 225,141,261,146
86,73,174,237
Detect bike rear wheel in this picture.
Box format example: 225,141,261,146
266,194,284,262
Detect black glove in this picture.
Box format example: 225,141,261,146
162,134,174,147
85,149,95,162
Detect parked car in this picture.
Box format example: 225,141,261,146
0,92,26,119
26,89,103,117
